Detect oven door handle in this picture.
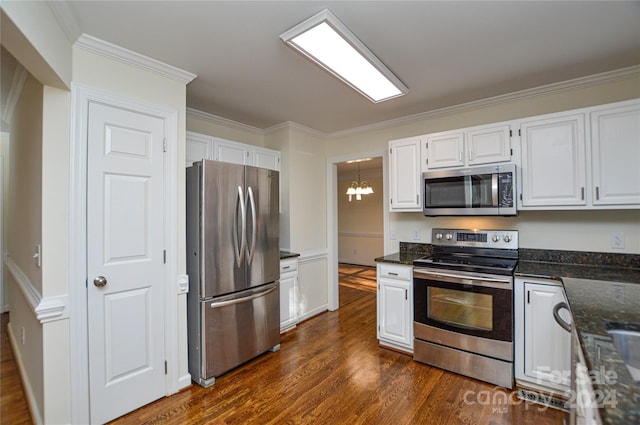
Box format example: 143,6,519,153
414,269,512,287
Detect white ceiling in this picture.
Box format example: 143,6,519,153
63,1,640,134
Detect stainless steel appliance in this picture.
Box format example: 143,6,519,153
422,164,516,216
186,160,280,388
413,228,518,388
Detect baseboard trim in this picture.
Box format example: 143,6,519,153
296,304,328,324
7,323,44,425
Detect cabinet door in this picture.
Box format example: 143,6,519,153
524,282,572,390
467,124,512,165
185,132,213,166
280,258,298,332
254,147,280,171
215,140,250,165
389,137,421,211
378,278,411,347
591,102,640,206
279,273,297,331
424,131,464,169
520,113,586,207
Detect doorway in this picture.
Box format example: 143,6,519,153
336,157,384,267
326,151,388,311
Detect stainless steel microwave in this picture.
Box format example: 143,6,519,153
423,164,517,216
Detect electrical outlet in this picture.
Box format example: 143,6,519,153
611,232,625,249
412,229,421,240
20,327,25,345
611,284,625,304
390,230,397,240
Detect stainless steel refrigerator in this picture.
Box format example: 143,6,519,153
186,160,280,388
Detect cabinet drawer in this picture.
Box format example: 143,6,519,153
377,263,412,281
280,258,298,274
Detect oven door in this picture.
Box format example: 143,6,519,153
414,268,513,343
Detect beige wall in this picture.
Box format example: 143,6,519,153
338,174,384,266
6,68,46,423
326,75,640,255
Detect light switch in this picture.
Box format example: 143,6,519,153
33,244,41,268
178,274,189,294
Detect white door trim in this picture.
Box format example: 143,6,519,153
69,84,180,423
325,150,388,311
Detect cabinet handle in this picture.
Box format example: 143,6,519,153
416,194,419,204
282,266,290,270
581,187,585,200
595,186,600,201
459,152,462,162
468,150,472,161
527,290,530,304
405,289,408,300
388,272,398,276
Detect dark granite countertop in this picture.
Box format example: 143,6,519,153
516,260,640,425
375,242,432,265
279,250,300,260
374,251,425,265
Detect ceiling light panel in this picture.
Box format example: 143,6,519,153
280,9,408,103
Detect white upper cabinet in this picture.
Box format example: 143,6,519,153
215,139,252,166
423,131,464,169
389,136,422,211
185,131,280,171
422,123,512,171
519,112,587,207
590,101,640,206
253,146,281,171
518,99,639,210
185,132,213,166
466,124,512,166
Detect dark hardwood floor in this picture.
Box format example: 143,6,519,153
1,265,568,424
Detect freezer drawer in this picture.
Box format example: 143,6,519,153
198,282,280,386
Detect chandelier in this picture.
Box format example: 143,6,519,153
346,161,374,201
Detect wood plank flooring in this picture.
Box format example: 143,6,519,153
0,265,568,424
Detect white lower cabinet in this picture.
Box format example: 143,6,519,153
280,257,298,333
377,263,413,353
515,277,572,394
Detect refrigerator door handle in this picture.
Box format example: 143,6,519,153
233,185,246,267
246,186,257,266
208,282,278,308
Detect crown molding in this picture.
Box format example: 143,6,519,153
48,1,82,44
329,65,640,138
186,108,263,135
264,121,327,139
74,34,196,84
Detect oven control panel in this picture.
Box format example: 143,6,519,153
432,228,518,249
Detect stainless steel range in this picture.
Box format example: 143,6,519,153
413,228,518,388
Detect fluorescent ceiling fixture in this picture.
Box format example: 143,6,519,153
280,9,408,103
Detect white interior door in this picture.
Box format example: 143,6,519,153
87,102,166,424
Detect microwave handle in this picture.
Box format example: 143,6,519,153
492,173,498,206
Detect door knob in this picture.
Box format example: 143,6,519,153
93,276,108,287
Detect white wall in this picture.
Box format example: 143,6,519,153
326,74,640,255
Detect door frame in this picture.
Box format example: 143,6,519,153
69,84,180,423
326,150,388,310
